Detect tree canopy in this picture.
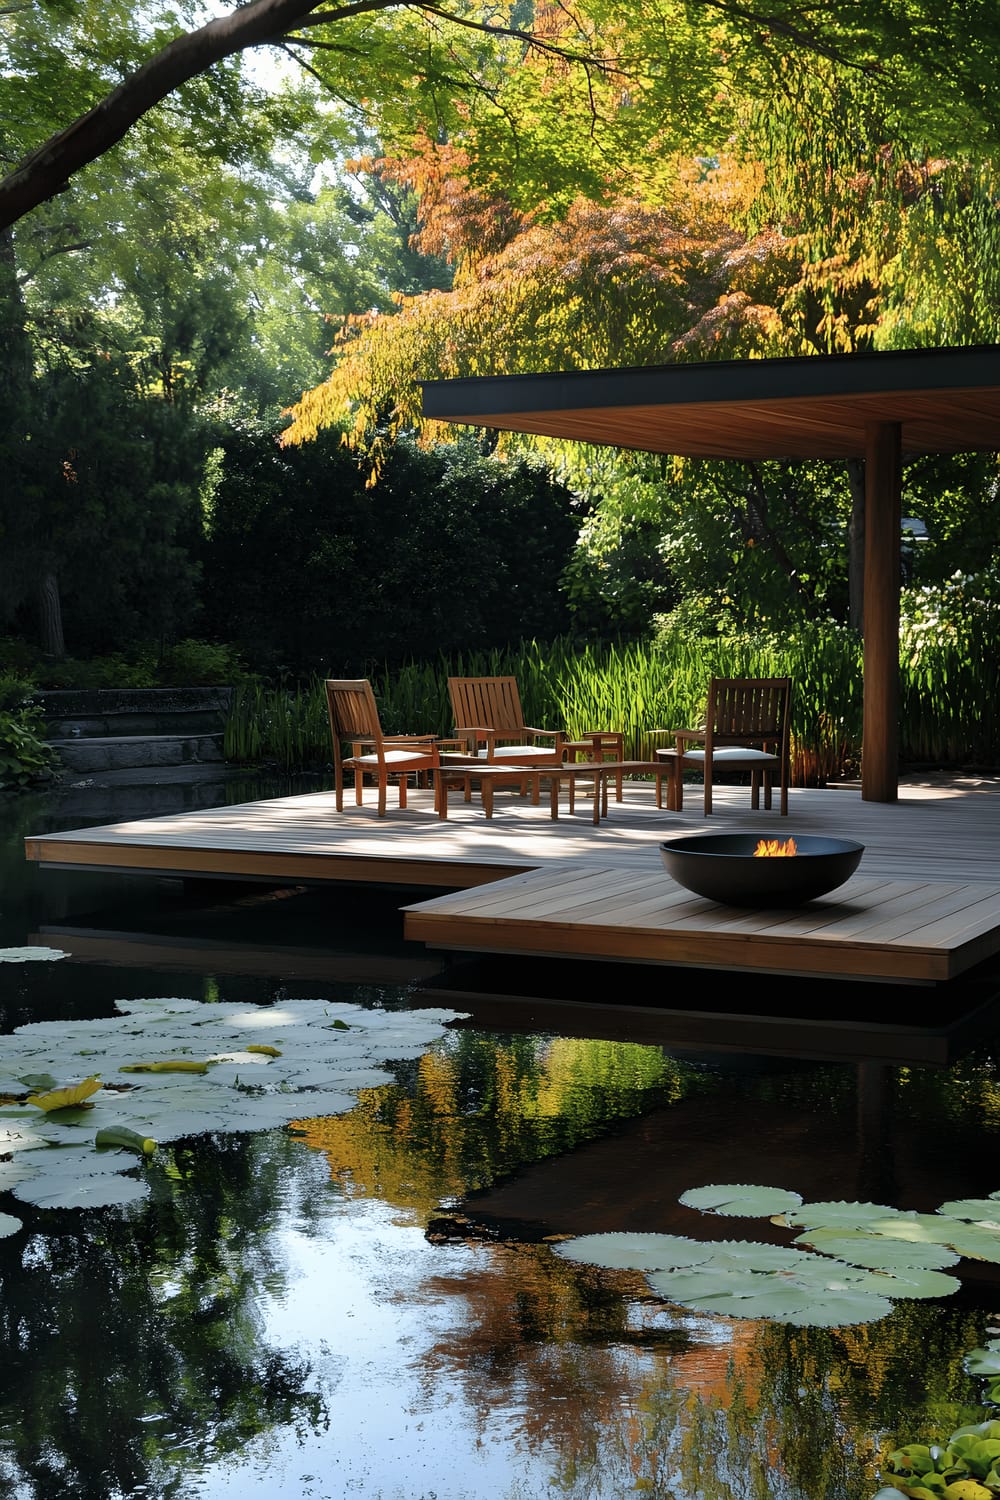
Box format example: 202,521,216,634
4,0,1000,230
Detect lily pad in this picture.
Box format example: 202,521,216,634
779,1200,899,1229
0,947,67,963
645,1244,897,1327
0,1213,21,1238
552,1232,717,1272
13,1172,151,1210
679,1183,804,1217
937,1199,1000,1224
871,1266,962,1299
966,1342,1000,1377
793,1230,961,1271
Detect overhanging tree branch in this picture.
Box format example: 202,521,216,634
0,0,395,231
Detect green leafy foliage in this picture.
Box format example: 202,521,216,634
877,1419,1000,1498
0,705,60,790
202,428,578,675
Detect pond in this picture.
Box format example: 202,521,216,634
2,773,1000,1500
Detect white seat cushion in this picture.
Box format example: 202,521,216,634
354,750,428,766
481,745,555,761
682,746,778,763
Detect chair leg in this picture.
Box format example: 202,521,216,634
704,761,713,814
354,769,364,806
398,774,408,810
377,772,387,816
751,770,761,810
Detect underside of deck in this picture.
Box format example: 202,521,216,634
24,774,1000,985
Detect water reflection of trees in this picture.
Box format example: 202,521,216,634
415,1240,994,1499
294,1029,1000,1499
0,1130,326,1500
296,1031,692,1207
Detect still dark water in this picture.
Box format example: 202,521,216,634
2,775,1000,1500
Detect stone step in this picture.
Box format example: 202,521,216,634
48,733,225,774
37,687,232,741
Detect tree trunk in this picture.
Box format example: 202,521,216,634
38,571,66,660
0,223,35,625
847,457,865,632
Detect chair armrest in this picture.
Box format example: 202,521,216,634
522,727,563,742
674,730,706,756
452,726,496,753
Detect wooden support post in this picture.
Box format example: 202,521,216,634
862,421,901,803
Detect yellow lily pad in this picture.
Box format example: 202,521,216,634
26,1076,102,1113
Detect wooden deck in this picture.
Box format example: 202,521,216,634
23,773,1000,985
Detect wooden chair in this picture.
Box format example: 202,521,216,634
657,676,792,814
325,679,440,816
446,676,565,766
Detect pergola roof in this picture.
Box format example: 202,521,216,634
421,344,1000,461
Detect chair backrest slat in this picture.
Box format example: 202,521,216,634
448,676,525,733
707,677,791,745
325,679,383,747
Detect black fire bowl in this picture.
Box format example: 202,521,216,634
659,833,865,907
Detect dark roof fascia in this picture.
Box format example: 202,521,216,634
421,344,1000,421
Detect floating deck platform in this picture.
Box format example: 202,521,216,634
24,775,1000,986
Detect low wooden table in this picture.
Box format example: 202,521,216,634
436,759,680,822
595,759,681,817
436,762,614,821
436,764,540,820
562,732,626,802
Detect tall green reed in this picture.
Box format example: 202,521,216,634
224,623,993,780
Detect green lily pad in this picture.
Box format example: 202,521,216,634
937,1199,1000,1224
0,947,67,963
807,1210,1000,1263
966,1343,1000,1377
792,1230,961,1270
13,1172,151,1210
645,1246,896,1327
873,1266,962,1299
679,1183,804,1217
552,1233,716,1272
780,1200,899,1229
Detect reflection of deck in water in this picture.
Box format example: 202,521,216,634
417,954,1000,1067
23,778,1000,985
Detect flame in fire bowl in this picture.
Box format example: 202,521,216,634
659,833,865,907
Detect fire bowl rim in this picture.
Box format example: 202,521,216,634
658,832,865,907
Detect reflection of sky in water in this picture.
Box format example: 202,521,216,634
172,1188,648,1499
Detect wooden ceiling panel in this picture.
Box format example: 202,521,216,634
421,349,1000,461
